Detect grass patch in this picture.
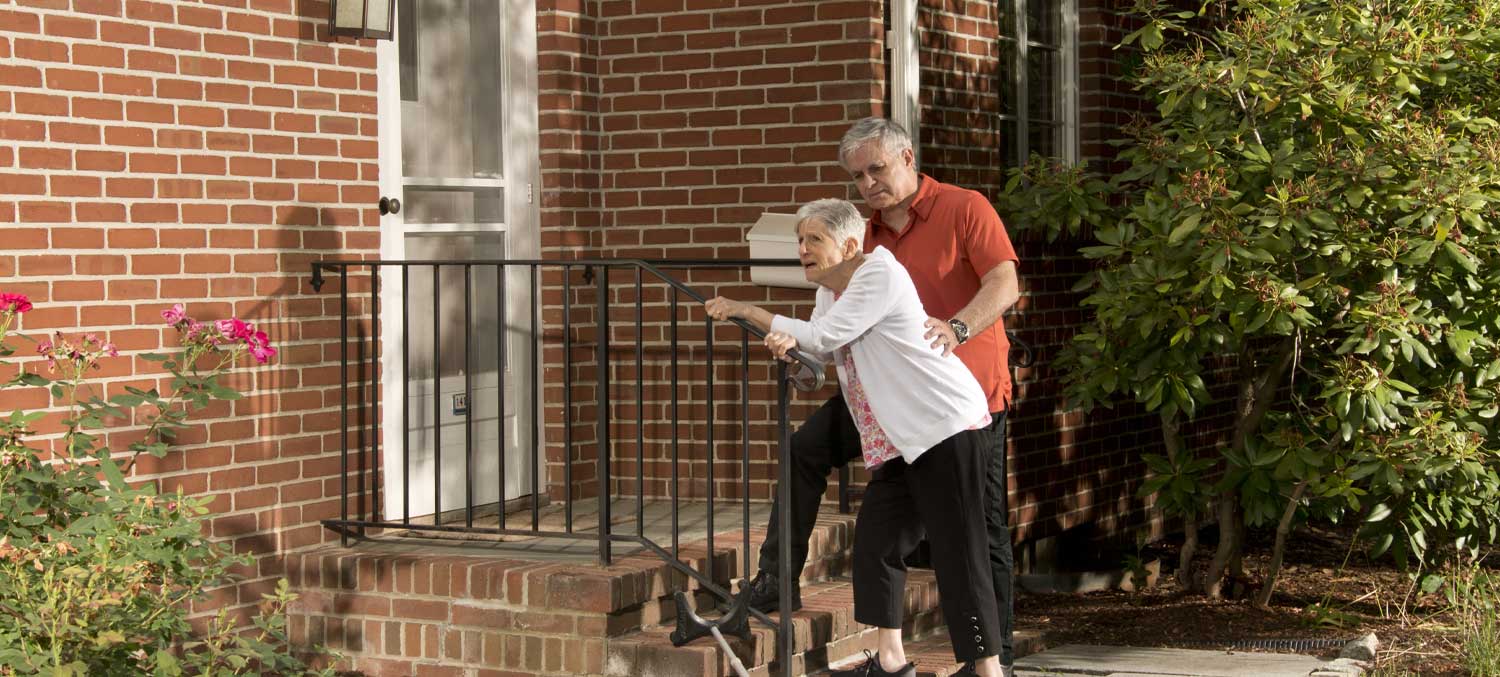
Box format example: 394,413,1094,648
1446,564,1500,676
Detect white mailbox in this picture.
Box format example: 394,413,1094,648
747,211,814,289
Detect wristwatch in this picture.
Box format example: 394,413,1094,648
947,318,971,345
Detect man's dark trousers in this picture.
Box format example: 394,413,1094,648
756,394,1016,665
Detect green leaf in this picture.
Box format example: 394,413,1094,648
98,457,128,491
1168,212,1202,245
1366,503,1392,523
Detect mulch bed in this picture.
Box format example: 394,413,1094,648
1015,524,1474,675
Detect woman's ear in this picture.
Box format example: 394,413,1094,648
843,236,861,258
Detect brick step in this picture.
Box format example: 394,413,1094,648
290,511,857,618
604,572,949,677
819,628,1048,677
286,511,863,675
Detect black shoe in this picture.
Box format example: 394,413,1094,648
953,662,1014,677
744,570,801,613
829,650,915,677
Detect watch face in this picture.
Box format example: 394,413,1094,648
949,319,969,342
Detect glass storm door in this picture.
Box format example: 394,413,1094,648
376,0,539,523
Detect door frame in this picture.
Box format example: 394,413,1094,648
374,0,542,521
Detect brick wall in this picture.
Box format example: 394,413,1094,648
534,0,888,509
917,0,1005,197
0,0,381,624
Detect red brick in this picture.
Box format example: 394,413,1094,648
103,73,153,96
130,203,178,223
72,97,123,121
45,68,99,92
44,14,96,38
15,37,69,62
14,93,68,116
1,120,46,142
0,174,46,195
18,147,70,170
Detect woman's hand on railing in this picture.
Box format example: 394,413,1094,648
763,331,799,363
703,296,747,319
703,296,774,333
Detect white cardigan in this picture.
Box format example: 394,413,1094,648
770,247,990,463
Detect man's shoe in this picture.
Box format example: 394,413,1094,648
829,650,915,677
743,570,801,613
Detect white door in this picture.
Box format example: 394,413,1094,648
376,0,539,523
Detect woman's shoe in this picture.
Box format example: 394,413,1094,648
828,650,915,677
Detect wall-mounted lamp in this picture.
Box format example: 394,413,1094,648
329,0,394,39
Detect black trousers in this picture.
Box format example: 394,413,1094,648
853,429,1000,663
757,395,1017,664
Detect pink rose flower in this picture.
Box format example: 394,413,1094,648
0,293,30,314
249,343,277,364
215,318,249,340
161,303,187,325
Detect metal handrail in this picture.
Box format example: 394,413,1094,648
312,258,825,391
313,257,819,675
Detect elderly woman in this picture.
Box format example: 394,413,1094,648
704,198,1005,677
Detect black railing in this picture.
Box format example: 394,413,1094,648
312,257,821,674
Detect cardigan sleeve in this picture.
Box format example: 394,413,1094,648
770,257,899,356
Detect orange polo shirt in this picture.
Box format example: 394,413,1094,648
864,174,1019,413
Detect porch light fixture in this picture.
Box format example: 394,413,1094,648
329,0,394,39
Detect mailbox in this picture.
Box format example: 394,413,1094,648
746,211,814,290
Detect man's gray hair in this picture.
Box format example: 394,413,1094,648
837,117,913,166
796,198,865,249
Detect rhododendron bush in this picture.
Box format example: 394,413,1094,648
0,295,332,676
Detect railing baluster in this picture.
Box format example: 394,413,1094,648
371,266,380,527
741,330,750,583
564,264,573,533
635,266,644,538
777,362,793,677
433,264,442,526
705,311,715,585
498,262,508,529
596,264,611,565
402,264,411,526
531,263,540,531
465,264,474,529
339,265,349,547
670,286,680,559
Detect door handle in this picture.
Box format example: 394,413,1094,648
379,196,402,215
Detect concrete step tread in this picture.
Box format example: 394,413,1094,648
291,512,860,616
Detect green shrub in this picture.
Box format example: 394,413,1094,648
1000,0,1500,598
0,295,334,675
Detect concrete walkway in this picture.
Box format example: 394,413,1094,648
1014,645,1365,677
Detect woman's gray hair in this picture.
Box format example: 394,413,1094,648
837,117,912,166
795,198,865,249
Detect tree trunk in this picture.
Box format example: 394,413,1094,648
1179,510,1199,589
1160,416,1199,589
1228,512,1246,579
1204,494,1240,599
1203,337,1298,597
1255,480,1309,609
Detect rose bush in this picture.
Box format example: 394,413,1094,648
0,295,333,676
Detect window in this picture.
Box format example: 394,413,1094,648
999,0,1077,167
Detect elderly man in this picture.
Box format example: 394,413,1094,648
706,198,1006,677
734,117,1022,674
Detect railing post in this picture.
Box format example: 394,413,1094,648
596,264,612,565
776,361,793,677
339,264,349,547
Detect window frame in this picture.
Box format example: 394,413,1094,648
1000,0,1079,167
